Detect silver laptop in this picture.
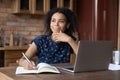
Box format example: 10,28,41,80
58,41,113,73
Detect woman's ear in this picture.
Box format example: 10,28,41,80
67,23,70,29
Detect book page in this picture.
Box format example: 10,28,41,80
37,63,60,73
15,67,39,74
15,63,60,74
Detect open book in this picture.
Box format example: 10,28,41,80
15,63,60,74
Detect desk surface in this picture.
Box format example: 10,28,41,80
0,66,120,80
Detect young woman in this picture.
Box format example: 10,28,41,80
17,8,78,70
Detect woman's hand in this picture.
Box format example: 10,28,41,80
52,31,72,43
52,31,78,54
17,58,36,70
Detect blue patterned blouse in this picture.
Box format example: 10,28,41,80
32,35,73,64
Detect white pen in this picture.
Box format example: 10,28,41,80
22,52,32,65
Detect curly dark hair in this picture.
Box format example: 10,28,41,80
44,8,78,40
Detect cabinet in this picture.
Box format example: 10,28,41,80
0,51,4,67
31,0,46,14
59,0,74,10
12,0,31,14
12,0,75,14
4,50,25,66
12,0,46,14
0,46,36,67
45,0,74,14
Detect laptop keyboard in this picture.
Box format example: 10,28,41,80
65,67,74,70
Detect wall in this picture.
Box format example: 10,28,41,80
117,0,120,50
0,0,118,47
0,0,45,46
77,0,118,48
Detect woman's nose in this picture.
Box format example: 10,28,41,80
54,21,59,25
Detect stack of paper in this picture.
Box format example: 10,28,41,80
108,63,120,70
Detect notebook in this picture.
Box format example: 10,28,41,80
58,41,113,73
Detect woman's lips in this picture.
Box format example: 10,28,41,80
54,27,61,33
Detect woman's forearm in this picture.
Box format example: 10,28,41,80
68,37,78,54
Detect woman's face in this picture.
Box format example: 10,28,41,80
50,12,68,33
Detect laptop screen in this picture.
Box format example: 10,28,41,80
59,41,113,73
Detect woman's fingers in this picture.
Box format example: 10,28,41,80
24,60,36,70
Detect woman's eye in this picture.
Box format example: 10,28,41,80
59,20,65,23
51,19,55,22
